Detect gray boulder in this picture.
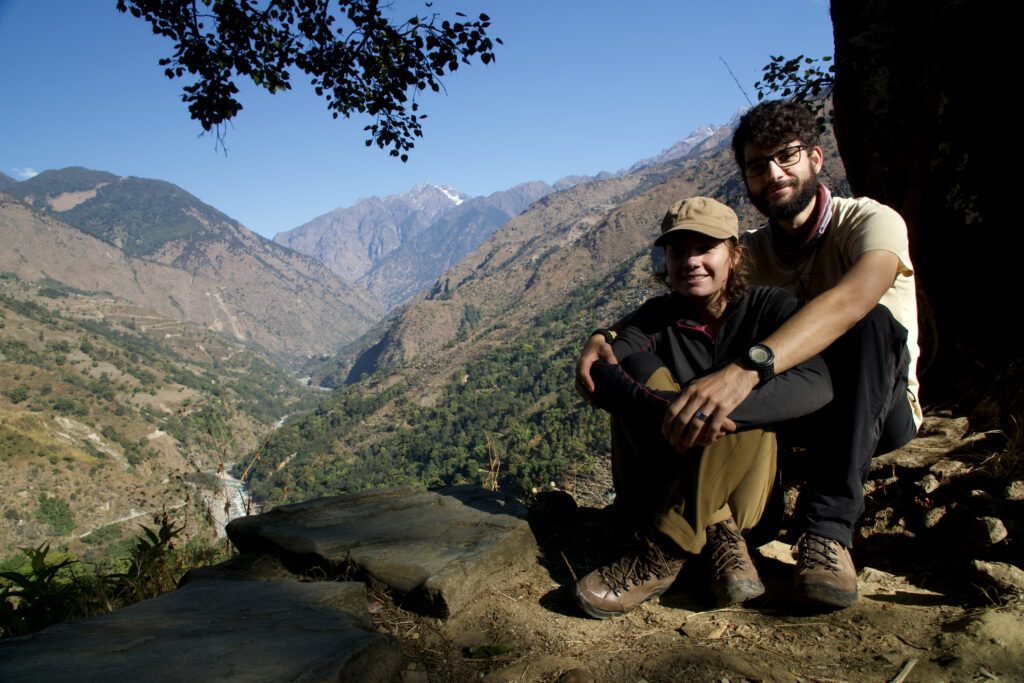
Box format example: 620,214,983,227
228,485,537,617
0,579,402,683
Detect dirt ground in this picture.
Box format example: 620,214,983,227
368,417,1024,682
369,508,1024,682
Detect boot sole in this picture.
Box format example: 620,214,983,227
713,578,765,606
796,582,858,609
571,582,670,620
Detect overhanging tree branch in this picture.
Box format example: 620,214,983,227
754,54,835,130
117,0,500,160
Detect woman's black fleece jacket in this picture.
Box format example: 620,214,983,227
588,286,832,429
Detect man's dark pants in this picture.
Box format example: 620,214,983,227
779,304,917,548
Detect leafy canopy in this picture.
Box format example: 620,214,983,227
117,0,500,160
754,54,835,129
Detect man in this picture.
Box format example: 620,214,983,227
576,100,921,609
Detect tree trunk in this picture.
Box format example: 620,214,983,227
829,0,1007,419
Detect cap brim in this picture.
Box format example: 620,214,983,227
654,224,736,246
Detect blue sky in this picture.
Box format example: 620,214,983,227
0,1,834,239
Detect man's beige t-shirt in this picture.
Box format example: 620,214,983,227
741,196,922,428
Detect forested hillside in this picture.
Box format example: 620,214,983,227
246,255,651,503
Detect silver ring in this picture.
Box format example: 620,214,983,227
694,411,708,421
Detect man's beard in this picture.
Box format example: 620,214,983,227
749,169,819,221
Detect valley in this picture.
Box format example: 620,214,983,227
0,276,319,567
0,118,752,572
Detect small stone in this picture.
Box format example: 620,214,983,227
783,485,801,516
971,560,1024,594
1005,481,1024,500
930,459,970,481
864,476,898,496
916,474,940,494
970,489,994,501
757,540,795,565
681,619,728,640
923,505,946,528
973,516,1008,545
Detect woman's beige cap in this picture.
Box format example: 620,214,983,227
655,196,738,246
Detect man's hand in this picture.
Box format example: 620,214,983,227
661,362,759,451
575,334,617,405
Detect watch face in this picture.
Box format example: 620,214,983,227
749,347,771,364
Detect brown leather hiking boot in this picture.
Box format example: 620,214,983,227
573,536,685,619
794,533,859,608
706,517,765,606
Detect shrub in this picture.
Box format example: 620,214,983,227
6,385,29,404
35,494,75,535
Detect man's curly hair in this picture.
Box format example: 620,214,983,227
731,100,821,169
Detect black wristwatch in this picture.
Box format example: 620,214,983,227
591,328,617,345
745,344,775,384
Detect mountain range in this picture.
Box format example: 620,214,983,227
273,120,725,310
1,170,382,359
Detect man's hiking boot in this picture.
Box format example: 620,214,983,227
706,517,765,606
793,532,858,608
573,535,685,619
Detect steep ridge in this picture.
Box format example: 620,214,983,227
359,181,555,308
345,137,781,379
274,182,471,284
0,187,382,359
0,171,20,192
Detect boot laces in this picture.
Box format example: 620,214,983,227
796,533,841,573
708,522,747,578
599,538,678,594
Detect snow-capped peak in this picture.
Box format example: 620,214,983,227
432,183,466,206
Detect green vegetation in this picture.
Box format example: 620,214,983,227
80,523,123,546
0,279,319,570
244,255,651,505
5,385,29,404
755,54,835,128
119,0,500,159
1,517,226,638
0,288,317,426
35,494,75,535
55,178,233,257
6,167,117,204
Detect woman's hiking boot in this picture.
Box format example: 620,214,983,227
706,517,765,606
793,532,859,608
573,535,685,619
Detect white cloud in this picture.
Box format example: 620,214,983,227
13,167,38,179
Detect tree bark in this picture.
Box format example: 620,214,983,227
830,0,1006,417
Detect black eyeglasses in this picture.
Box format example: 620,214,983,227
743,145,807,178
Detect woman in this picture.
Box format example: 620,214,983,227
573,196,831,619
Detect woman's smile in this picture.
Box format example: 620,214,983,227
664,233,737,309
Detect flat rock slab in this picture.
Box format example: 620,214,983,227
0,579,402,683
872,415,996,471
227,486,538,617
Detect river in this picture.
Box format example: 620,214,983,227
204,465,259,538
